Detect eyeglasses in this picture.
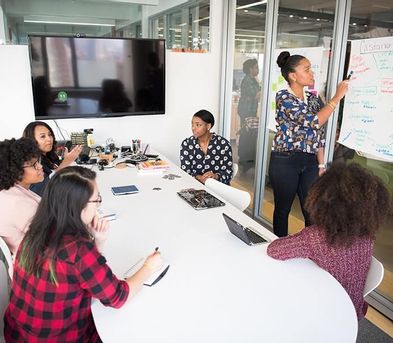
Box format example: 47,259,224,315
23,158,42,170
88,194,102,206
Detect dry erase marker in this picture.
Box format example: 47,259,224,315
346,70,354,80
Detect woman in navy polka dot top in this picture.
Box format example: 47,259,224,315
180,110,233,185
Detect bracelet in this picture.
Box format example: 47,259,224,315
318,164,326,169
326,101,335,110
329,99,337,107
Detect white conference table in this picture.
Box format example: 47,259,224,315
91,157,358,343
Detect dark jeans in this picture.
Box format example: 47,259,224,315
269,151,319,237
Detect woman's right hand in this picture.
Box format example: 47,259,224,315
333,80,350,101
144,252,163,273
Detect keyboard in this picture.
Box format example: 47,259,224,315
245,228,267,244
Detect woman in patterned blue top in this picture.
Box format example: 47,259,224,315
269,51,349,237
180,110,233,185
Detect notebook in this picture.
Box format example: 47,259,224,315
222,213,269,246
177,188,225,210
124,258,170,287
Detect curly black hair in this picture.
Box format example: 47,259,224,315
305,162,392,247
0,138,41,191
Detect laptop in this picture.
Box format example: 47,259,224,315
222,213,269,245
177,188,225,210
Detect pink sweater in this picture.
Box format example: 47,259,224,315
0,184,40,256
267,225,372,319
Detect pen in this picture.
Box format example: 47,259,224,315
154,246,159,254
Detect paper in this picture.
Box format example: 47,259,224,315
124,258,170,287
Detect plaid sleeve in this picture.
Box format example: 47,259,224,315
76,241,129,308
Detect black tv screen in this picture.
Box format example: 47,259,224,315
28,35,165,119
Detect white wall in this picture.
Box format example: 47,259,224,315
0,0,224,165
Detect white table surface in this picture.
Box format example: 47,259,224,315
91,157,358,343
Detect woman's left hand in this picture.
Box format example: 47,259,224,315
61,145,83,168
319,167,326,176
88,215,109,251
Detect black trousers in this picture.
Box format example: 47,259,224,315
269,151,319,237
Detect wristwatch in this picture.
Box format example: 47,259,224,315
318,164,326,169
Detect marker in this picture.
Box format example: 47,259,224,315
346,70,354,80
154,247,159,254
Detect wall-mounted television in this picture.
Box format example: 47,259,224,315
28,35,165,119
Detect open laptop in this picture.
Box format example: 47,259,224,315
222,213,269,245
177,188,225,210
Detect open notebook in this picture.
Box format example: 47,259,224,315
124,258,170,287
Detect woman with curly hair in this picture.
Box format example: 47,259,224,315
267,163,391,320
0,138,44,255
23,121,82,196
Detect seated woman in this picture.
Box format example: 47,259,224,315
180,109,233,185
4,166,163,341
0,138,43,256
267,163,391,320
23,121,83,196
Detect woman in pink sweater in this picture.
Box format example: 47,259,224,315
0,138,44,256
267,163,391,319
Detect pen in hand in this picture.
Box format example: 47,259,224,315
154,246,159,255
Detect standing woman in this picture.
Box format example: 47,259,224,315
269,51,349,237
4,166,163,341
180,109,233,185
237,59,261,173
23,121,82,196
0,138,43,256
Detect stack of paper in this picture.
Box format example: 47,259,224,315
137,159,170,174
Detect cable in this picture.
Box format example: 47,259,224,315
52,120,67,140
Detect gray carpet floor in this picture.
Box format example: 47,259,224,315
357,319,393,343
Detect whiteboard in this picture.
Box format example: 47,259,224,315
339,37,393,162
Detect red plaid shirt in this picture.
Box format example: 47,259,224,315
4,236,129,342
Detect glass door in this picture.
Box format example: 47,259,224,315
228,0,267,211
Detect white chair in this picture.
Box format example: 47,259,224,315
0,254,11,343
205,178,251,211
232,163,239,178
363,256,384,297
0,237,13,279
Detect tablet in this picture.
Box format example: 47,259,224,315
111,185,139,196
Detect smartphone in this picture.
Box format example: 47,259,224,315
346,70,354,80
111,185,139,196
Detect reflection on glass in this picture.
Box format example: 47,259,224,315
229,1,266,211
150,0,210,51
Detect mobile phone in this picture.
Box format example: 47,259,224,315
346,70,354,80
111,185,139,196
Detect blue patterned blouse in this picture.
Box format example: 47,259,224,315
272,89,325,154
180,133,233,185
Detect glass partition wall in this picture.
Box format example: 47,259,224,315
223,0,393,321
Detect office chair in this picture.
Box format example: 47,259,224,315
205,178,251,211
363,256,384,297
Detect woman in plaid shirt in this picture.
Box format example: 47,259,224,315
4,166,162,342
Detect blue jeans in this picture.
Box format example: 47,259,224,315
269,151,319,237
